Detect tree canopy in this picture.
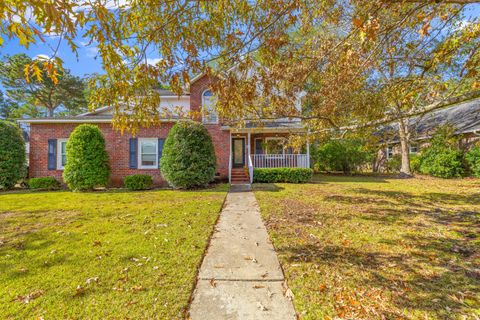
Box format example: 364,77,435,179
0,53,88,117
0,0,478,137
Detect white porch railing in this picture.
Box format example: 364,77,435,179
251,154,309,168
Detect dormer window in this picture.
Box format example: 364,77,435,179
202,90,218,124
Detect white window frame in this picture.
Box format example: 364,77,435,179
386,146,394,159
57,139,68,170
202,90,218,124
409,144,418,154
138,138,158,169
265,137,286,158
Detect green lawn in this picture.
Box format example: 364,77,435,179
254,175,480,320
0,185,228,319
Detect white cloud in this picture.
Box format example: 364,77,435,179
85,47,99,58
146,58,163,66
34,54,50,61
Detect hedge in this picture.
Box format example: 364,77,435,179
160,120,216,189
28,177,61,190
253,168,313,183
466,146,480,178
124,174,153,190
63,124,110,191
0,120,26,190
418,126,465,178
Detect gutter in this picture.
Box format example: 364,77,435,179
17,118,113,124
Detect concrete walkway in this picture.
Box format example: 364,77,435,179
189,184,297,320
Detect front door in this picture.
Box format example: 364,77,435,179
232,138,245,168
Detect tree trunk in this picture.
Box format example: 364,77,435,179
398,119,412,177
47,107,54,117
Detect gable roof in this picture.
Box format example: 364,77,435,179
413,97,480,135
382,97,480,142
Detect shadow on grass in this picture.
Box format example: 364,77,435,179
278,240,479,316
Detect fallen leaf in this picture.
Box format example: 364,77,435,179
209,279,217,287
15,289,44,304
93,240,102,247
285,288,294,301
253,284,265,289
85,277,99,284
74,285,85,297
257,302,268,311
131,285,144,292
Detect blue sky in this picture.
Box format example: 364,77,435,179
1,3,479,78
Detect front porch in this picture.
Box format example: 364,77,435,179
228,129,310,184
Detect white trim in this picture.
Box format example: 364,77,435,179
386,146,394,159
17,118,182,124
57,139,68,170
409,144,418,154
138,138,158,169
202,89,218,124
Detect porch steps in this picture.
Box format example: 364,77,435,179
231,168,250,184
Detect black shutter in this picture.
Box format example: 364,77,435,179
158,138,165,168
48,139,57,170
255,139,263,155
129,138,138,168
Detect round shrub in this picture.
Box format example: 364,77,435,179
418,126,465,179
0,120,26,190
63,124,110,191
466,146,480,177
28,177,61,190
124,174,153,190
420,149,465,178
160,120,216,189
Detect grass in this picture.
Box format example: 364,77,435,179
254,175,480,320
0,185,228,319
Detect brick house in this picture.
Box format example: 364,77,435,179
375,97,480,171
19,74,310,186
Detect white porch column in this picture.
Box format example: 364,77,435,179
306,129,310,169
247,131,251,163
228,131,232,183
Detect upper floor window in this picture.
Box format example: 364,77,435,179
202,90,218,124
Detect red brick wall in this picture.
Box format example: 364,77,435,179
29,74,231,187
29,122,230,186
190,74,211,119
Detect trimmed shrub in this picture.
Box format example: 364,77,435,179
466,146,480,177
420,149,465,178
28,177,61,190
160,120,216,189
419,126,465,178
0,120,26,190
124,174,153,190
253,168,313,183
63,124,110,191
312,139,372,174
386,154,401,173
409,154,422,173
